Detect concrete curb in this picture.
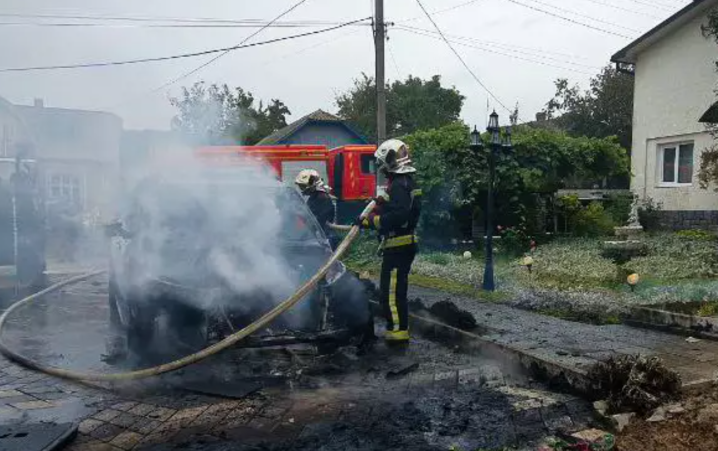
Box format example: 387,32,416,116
412,309,708,396
409,312,591,395
626,306,718,340
43,423,78,451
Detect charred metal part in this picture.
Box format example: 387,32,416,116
235,329,355,349
386,359,419,379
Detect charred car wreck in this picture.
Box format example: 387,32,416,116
105,165,373,362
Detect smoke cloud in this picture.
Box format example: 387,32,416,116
111,146,331,332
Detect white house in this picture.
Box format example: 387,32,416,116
612,0,718,229
14,98,122,222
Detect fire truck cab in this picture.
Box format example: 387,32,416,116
328,145,376,222
197,145,377,224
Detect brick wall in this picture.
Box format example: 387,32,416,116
658,211,718,230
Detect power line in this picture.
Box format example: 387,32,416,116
150,0,310,93
397,24,600,65
0,21,370,29
573,0,663,20
624,0,676,12
387,42,401,78
397,27,595,75
397,25,599,71
0,17,371,73
400,0,486,23
413,0,513,114
500,0,635,39
257,27,365,69
520,0,642,33
0,12,344,25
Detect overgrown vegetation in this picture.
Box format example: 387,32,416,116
544,65,634,152
401,122,630,241
697,9,718,189
335,73,465,142
170,81,290,145
637,197,663,231
345,231,718,313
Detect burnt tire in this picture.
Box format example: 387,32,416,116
126,305,155,359
162,303,207,354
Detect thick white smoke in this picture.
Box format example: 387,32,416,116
112,146,326,329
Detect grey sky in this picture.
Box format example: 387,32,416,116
0,0,691,131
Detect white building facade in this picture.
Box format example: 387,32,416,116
612,0,718,229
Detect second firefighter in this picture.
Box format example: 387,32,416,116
358,139,421,343
295,169,339,249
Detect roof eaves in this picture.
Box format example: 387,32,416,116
611,0,714,64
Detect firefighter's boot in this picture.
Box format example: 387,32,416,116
384,329,410,343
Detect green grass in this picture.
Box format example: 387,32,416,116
343,232,718,314
408,273,510,302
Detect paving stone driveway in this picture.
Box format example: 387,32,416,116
0,274,597,450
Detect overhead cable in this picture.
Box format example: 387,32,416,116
413,0,513,114
501,0,635,39
0,17,370,73
150,0,310,92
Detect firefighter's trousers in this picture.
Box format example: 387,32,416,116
379,244,416,332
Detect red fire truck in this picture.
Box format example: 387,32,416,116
196,145,377,223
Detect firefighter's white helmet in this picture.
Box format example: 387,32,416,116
375,139,416,174
295,169,325,193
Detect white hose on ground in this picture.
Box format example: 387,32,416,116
0,201,376,382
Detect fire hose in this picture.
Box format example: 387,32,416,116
0,202,376,382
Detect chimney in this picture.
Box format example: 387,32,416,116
33,98,44,108
535,111,547,122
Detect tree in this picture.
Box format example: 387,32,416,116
170,82,290,145
696,9,718,189
440,126,627,205
403,122,468,237
335,74,465,141
402,122,629,238
545,66,634,151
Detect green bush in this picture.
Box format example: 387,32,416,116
526,238,618,288
638,197,663,231
630,233,718,280
676,229,717,242
343,234,379,270
604,193,633,225
424,253,451,266
498,226,532,256
573,202,616,237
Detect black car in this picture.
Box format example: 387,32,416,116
106,166,372,360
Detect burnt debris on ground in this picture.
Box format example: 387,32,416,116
427,299,478,331
586,355,682,416
137,384,586,451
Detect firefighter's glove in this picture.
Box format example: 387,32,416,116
356,215,370,229
357,213,380,230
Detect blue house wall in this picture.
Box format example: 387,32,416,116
280,123,367,147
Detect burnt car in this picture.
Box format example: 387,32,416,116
106,166,373,360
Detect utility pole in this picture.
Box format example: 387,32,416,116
374,0,386,145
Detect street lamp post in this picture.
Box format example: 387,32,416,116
470,111,513,292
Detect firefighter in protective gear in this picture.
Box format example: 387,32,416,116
358,139,421,343
295,169,338,248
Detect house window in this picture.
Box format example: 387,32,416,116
661,142,694,185
48,174,81,204
360,155,376,175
